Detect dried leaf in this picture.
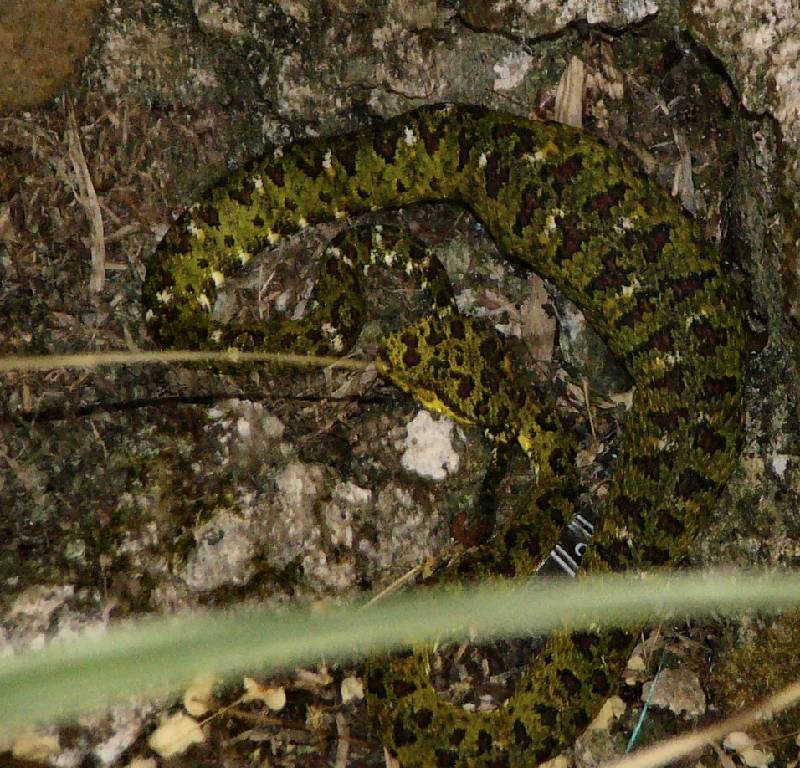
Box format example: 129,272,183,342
147,713,204,758
554,56,585,128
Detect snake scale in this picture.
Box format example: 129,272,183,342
143,105,746,767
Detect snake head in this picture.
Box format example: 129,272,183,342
375,313,527,434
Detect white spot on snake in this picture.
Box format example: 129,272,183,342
334,210,347,219
267,230,281,245
321,324,345,352
322,149,333,169
403,126,417,146
401,411,460,480
621,278,639,297
211,271,225,287
238,249,251,265
685,311,709,331
211,330,222,343
253,177,264,191
145,309,154,322
771,452,790,477
156,289,172,304
298,217,309,229
198,293,211,311
478,152,487,168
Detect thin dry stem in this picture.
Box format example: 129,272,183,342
0,349,371,373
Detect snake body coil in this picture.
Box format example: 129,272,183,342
144,105,745,766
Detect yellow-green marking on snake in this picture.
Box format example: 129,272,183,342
144,105,745,767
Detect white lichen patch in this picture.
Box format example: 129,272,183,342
182,510,256,591
322,481,372,549
362,485,444,572
493,50,533,91
93,706,149,766
262,414,286,440
401,410,460,480
302,548,356,590
301,477,371,588
268,462,327,567
7,585,76,648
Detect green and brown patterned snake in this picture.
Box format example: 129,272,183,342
143,104,745,767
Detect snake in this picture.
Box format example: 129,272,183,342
143,104,746,767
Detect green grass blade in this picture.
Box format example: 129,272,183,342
1,569,799,736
